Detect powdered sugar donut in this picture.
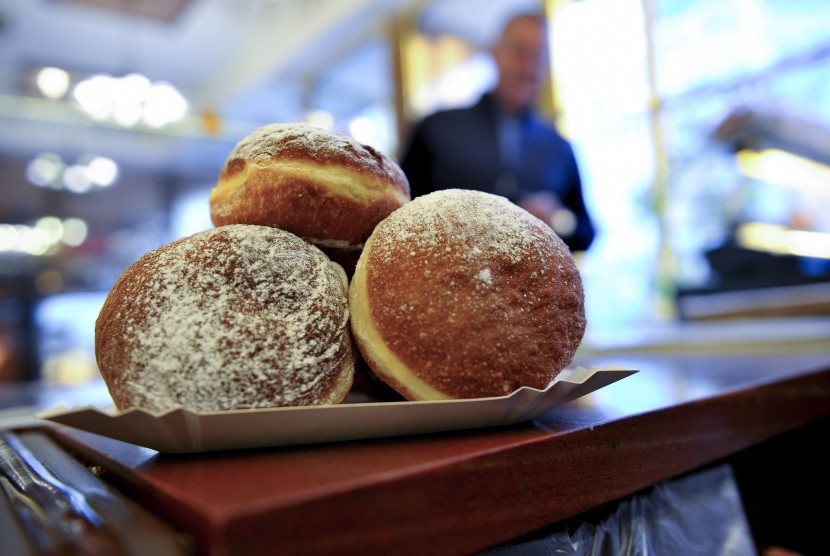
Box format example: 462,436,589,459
209,123,410,253
349,189,586,401
95,224,355,413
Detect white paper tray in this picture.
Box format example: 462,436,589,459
38,366,636,453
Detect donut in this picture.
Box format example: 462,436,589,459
349,189,586,401
95,224,355,413
209,123,410,256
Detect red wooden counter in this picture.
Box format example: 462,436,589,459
13,350,827,556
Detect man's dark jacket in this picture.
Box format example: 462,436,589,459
399,92,595,252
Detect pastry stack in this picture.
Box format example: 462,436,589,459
95,123,586,413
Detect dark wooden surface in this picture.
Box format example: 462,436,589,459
36,352,830,556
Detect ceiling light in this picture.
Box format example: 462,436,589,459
26,153,119,193
19,226,54,256
26,152,64,187
36,67,71,100
73,74,118,120
143,82,188,128
60,218,88,247
72,73,188,128
86,156,119,187
63,164,93,193
0,217,89,255
35,217,64,244
0,224,19,252
113,98,144,126
121,73,151,100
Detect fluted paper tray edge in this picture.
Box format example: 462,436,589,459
38,365,636,453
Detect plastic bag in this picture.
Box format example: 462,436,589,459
482,464,756,556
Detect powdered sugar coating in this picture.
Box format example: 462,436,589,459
371,189,547,266
95,224,354,413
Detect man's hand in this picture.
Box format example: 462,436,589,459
519,191,576,238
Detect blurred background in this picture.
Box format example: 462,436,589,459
1,0,829,402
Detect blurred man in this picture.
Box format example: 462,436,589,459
400,12,595,252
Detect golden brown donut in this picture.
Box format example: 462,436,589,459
209,123,410,255
349,189,586,401
95,224,355,413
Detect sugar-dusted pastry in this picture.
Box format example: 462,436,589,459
349,189,586,400
209,123,410,254
95,224,355,413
